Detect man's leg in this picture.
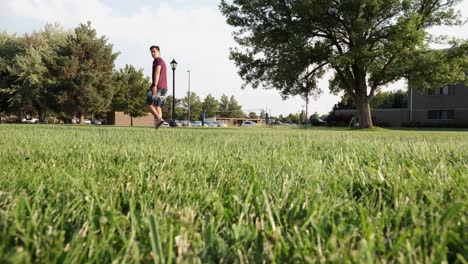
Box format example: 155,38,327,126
147,105,161,120
155,106,165,128
156,106,163,121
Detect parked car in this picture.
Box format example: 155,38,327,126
216,121,228,127
92,119,102,125
180,120,189,126
241,121,257,127
269,121,286,126
161,121,170,127
190,121,202,127
204,121,218,127
21,117,39,123
311,118,327,126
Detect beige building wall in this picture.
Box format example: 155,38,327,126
112,112,154,127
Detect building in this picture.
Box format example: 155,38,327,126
107,112,155,127
409,83,468,125
334,83,468,127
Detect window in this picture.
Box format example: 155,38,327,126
427,110,455,120
442,86,449,95
447,110,455,120
427,85,456,96
448,85,456,95
428,110,440,119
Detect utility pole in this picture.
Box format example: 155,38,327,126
187,70,191,125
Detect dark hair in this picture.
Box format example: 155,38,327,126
149,45,160,51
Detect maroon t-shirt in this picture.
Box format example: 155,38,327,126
152,57,167,89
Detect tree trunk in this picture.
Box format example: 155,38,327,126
130,116,133,127
38,109,45,123
80,114,85,124
18,110,23,123
32,100,45,123
355,97,373,128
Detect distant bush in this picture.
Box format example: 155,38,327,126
325,112,354,126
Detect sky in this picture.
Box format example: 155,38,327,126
1,0,467,116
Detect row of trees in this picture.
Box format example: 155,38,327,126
0,22,120,123
333,89,408,110
0,22,249,123
161,93,246,121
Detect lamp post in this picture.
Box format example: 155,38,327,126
170,59,178,127
301,105,305,126
187,70,191,125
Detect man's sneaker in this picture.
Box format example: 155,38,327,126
154,118,160,129
156,119,165,129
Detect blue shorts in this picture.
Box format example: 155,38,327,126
146,88,167,107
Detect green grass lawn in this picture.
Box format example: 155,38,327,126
0,125,467,263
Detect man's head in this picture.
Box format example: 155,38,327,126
150,45,160,59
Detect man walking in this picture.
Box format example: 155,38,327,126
147,45,168,128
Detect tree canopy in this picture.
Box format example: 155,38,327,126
220,0,468,128
56,22,119,123
112,65,149,123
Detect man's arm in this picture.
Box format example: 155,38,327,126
151,65,162,94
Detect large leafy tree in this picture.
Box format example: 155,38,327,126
220,0,467,128
9,24,67,123
0,25,67,122
0,31,21,118
9,47,48,121
112,65,149,126
56,22,119,123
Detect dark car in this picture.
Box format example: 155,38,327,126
269,121,287,126
311,118,327,126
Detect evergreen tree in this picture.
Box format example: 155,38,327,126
228,95,244,118
182,91,203,121
218,94,230,117
56,22,119,123
202,94,219,118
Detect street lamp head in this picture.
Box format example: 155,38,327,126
170,59,178,70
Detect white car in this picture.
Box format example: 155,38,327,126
241,121,257,127
190,121,202,127
216,121,227,127
22,117,39,123
204,121,218,127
